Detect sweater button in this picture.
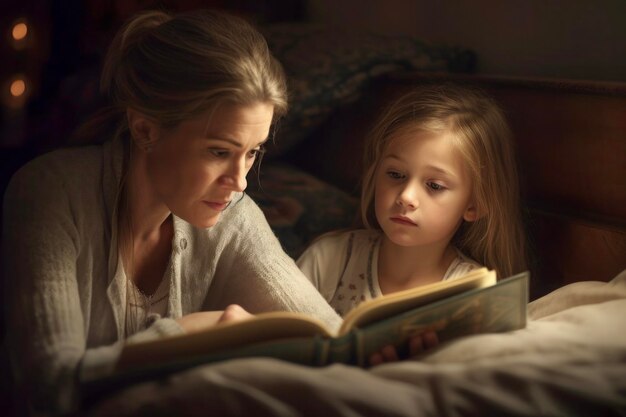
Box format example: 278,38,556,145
180,238,188,250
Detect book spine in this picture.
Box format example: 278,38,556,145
313,334,330,365
354,329,366,367
326,332,356,365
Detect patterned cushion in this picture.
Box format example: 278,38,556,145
247,163,358,259
263,24,476,156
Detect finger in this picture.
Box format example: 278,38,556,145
369,352,384,367
218,304,246,323
177,311,222,333
423,331,439,349
409,334,425,356
217,307,234,323
381,345,399,362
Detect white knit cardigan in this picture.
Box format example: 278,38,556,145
2,137,340,415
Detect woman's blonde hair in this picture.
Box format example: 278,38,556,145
76,9,287,143
360,84,526,278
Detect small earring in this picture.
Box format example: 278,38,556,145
140,140,155,153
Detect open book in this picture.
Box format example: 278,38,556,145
83,268,528,398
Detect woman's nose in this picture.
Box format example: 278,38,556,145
221,159,248,192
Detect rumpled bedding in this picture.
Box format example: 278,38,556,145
88,270,626,417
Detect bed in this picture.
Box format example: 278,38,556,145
82,32,626,416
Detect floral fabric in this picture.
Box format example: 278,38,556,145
263,24,476,156
247,163,358,258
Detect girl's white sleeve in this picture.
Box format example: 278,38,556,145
297,233,350,303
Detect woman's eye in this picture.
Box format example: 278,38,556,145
209,148,229,158
208,146,265,160
427,182,445,191
248,146,266,159
386,170,404,180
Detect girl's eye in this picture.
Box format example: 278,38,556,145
427,182,445,192
386,170,404,180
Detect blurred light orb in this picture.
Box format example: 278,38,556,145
12,22,28,41
10,79,26,97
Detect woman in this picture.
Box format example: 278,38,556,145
2,9,340,416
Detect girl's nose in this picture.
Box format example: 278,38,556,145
396,186,419,209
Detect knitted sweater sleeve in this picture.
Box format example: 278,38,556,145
1,157,183,415
203,195,341,331
3,158,88,414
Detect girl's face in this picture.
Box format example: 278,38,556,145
374,130,477,249
145,101,274,228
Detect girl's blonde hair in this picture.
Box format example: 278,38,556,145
360,84,526,278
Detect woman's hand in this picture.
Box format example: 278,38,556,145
368,330,439,366
176,304,253,334
216,304,254,323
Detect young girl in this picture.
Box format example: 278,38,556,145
298,84,527,319
2,9,340,415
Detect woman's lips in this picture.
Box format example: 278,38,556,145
204,201,230,211
390,216,417,226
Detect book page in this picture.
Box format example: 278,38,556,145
339,268,496,334
118,312,332,371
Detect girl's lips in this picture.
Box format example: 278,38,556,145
390,216,417,226
204,201,230,211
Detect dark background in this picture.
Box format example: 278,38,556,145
2,0,624,151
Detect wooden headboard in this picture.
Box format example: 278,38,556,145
284,73,626,300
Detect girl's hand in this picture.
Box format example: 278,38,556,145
368,330,439,366
176,304,253,334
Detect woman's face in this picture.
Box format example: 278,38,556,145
146,101,274,228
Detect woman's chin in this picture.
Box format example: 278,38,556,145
190,214,221,229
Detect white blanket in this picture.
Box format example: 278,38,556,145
89,271,626,417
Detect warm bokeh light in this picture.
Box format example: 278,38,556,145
3,75,30,109
10,78,27,97
12,22,28,41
